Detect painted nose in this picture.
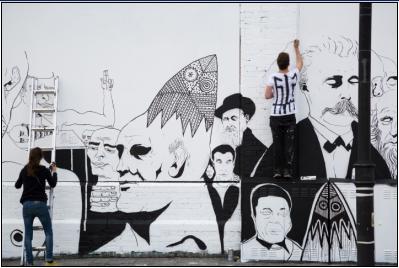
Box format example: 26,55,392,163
391,120,397,137
95,149,105,158
118,170,128,177
117,153,129,174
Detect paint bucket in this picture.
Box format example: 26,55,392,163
227,249,234,261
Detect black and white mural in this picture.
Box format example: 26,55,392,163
2,3,396,263
240,180,358,263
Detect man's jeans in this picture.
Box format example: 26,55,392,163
270,114,296,176
22,201,53,264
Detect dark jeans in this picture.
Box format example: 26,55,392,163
270,114,296,176
22,201,53,264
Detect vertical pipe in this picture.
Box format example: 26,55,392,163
355,2,375,266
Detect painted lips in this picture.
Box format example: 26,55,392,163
92,162,106,168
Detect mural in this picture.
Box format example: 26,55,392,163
204,144,240,253
241,183,302,261
79,55,222,254
215,93,268,178
241,35,396,263
2,4,396,264
241,181,357,263
371,53,397,179
255,36,395,180
301,183,357,262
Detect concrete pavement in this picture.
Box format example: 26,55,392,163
2,256,361,266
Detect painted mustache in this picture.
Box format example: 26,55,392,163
322,99,358,118
225,126,237,132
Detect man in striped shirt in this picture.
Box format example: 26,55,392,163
265,39,303,179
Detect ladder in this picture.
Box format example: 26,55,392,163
21,75,59,266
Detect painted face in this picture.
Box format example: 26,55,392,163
376,95,397,148
116,113,211,213
212,151,234,180
82,129,94,147
371,56,397,97
304,52,359,127
254,196,292,244
87,128,120,179
372,90,397,178
221,108,248,146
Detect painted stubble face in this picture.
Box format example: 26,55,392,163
304,52,359,126
87,128,120,179
255,196,292,244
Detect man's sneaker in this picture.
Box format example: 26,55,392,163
45,260,58,266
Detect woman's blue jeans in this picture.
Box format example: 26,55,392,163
22,201,53,264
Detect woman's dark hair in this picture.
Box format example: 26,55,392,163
277,52,290,70
27,147,43,176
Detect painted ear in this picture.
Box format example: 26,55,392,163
168,148,188,178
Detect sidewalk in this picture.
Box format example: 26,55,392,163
2,257,361,266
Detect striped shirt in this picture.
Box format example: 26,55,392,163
267,68,300,116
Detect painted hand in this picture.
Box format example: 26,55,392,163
100,70,114,91
89,184,120,213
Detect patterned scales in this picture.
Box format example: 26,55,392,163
147,55,218,137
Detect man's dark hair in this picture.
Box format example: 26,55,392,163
212,144,235,161
277,52,290,70
251,183,292,216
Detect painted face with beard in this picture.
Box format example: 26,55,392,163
301,42,359,128
221,108,248,147
371,90,397,179
254,196,292,244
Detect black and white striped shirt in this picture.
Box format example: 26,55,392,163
267,68,300,116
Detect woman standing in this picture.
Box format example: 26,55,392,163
15,147,57,266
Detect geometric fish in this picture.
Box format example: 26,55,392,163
301,182,357,262
147,55,218,137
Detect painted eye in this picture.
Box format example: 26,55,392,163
348,75,359,84
105,147,116,153
324,75,343,88
130,144,151,160
319,200,328,210
279,208,288,217
88,145,98,151
381,116,393,125
387,76,397,88
331,201,342,212
260,208,272,216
